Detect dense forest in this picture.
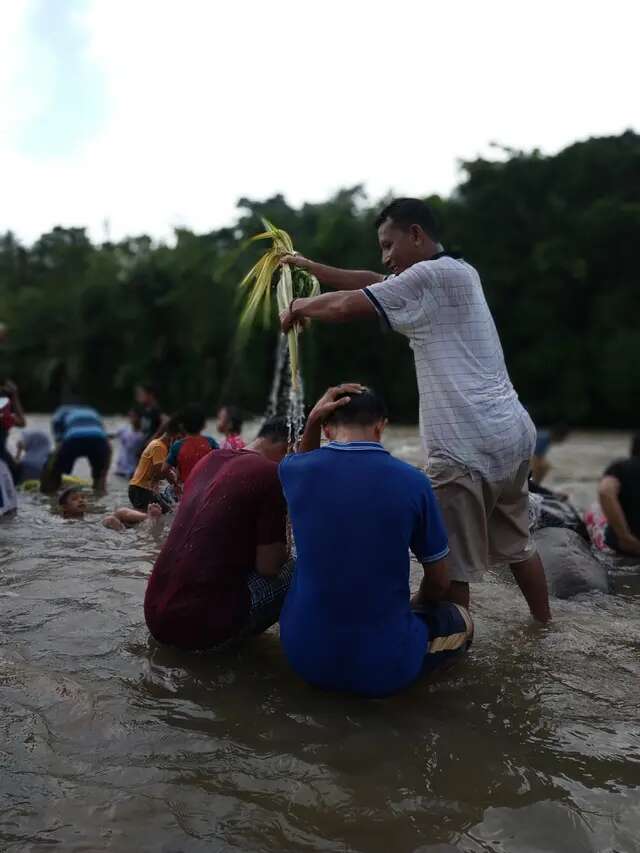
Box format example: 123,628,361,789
1,131,638,426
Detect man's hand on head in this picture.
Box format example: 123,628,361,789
309,384,365,423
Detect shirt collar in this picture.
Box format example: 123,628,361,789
325,441,388,453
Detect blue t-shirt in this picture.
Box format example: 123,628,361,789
52,406,107,442
278,441,449,697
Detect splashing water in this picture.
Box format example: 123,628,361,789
266,335,305,448
266,335,289,418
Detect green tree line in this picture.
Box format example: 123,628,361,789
1,131,638,426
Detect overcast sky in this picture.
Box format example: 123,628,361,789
1,0,638,244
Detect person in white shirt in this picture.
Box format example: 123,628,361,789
279,198,550,623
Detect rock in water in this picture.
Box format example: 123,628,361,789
535,527,610,598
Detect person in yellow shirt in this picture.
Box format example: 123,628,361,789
129,415,184,513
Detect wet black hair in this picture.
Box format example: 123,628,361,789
221,404,243,434
375,198,440,242
257,416,289,444
323,386,388,428
181,403,206,435
631,433,640,458
58,485,82,507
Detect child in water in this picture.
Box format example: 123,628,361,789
114,410,146,478
216,405,246,450
58,485,163,529
58,486,88,519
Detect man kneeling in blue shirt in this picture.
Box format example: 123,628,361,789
279,384,474,698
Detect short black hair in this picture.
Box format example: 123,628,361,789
181,403,206,435
258,416,289,444
631,433,640,458
163,414,184,437
222,404,243,433
375,198,440,241
58,485,81,507
323,386,388,428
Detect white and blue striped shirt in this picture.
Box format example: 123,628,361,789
364,257,535,482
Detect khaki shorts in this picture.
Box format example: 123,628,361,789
427,458,536,583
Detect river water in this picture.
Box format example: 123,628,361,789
1,420,639,852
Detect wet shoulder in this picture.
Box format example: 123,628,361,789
227,449,278,477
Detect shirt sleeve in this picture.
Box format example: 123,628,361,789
150,442,168,465
166,440,181,467
256,473,287,546
410,476,449,564
363,262,437,337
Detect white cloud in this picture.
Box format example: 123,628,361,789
1,0,639,243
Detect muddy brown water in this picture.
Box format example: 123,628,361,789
1,420,639,852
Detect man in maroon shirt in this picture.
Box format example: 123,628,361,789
144,417,291,650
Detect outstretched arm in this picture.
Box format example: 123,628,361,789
282,254,384,291
281,290,375,333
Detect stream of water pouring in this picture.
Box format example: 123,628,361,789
266,334,305,448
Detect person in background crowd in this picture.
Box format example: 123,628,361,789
597,433,640,557
0,380,27,482
44,404,110,494
280,197,551,623
279,384,473,698
164,403,218,487
144,417,291,651
134,384,165,448
114,409,146,478
530,424,571,485
15,429,52,484
129,415,184,513
216,404,246,450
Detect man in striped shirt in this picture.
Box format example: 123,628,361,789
280,198,550,622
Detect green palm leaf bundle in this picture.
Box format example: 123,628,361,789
239,218,319,389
